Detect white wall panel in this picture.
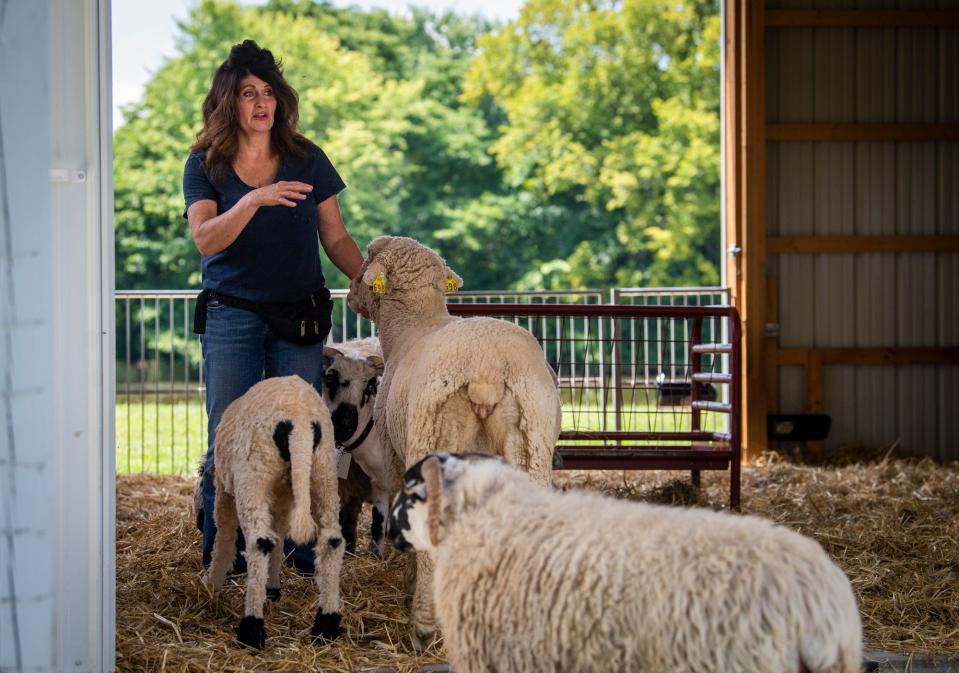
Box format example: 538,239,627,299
897,253,938,346
897,143,937,234
780,255,817,347
938,254,959,345
816,255,857,346
898,28,939,122
767,143,781,235
939,144,959,234
815,30,855,121
779,366,807,414
815,143,856,234
824,366,856,446
856,29,897,122
856,368,898,447
779,144,816,234
898,366,939,453
1,2,55,671
939,366,959,460
941,31,959,119
856,143,896,234
767,29,782,123
855,254,897,346
778,29,815,122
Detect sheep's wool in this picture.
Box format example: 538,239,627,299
432,461,863,673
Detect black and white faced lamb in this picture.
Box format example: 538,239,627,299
322,338,394,556
388,453,867,673
201,375,344,649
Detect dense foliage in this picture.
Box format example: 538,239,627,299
114,0,720,292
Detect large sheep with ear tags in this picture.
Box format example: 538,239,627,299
347,236,562,648
388,453,867,673
202,375,344,649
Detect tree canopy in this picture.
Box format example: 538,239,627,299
113,0,720,292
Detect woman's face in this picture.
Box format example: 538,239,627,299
235,74,276,138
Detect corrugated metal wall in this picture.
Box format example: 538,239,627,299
765,1,958,458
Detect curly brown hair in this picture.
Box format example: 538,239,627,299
191,40,309,184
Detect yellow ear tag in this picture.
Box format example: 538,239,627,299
445,276,458,294
371,273,387,295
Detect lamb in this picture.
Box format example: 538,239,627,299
201,375,344,649
322,337,393,556
347,236,562,647
388,452,866,673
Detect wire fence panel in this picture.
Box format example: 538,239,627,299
114,288,739,506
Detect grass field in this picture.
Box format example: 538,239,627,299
115,395,208,475
115,392,729,475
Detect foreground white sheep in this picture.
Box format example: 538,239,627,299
388,453,865,673
347,236,562,646
323,337,393,556
202,375,344,649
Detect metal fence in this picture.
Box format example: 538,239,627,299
114,287,731,479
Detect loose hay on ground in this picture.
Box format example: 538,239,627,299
117,457,959,671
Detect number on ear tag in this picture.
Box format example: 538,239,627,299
371,273,387,295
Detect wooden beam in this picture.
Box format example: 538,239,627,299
767,123,959,142
776,347,959,366
766,9,959,28
768,235,959,254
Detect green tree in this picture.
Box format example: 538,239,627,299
463,0,721,288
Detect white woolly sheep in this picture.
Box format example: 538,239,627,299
202,375,344,649
347,236,562,647
388,453,866,673
322,337,393,556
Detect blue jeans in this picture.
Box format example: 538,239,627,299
200,299,325,574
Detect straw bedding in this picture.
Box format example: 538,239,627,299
116,455,958,672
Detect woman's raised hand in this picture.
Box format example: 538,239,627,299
249,181,313,207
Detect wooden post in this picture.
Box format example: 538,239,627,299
724,0,767,460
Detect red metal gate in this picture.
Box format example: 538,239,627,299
447,304,742,508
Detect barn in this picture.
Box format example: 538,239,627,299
0,1,956,672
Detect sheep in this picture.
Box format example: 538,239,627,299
322,337,393,556
201,375,344,649
347,236,562,647
388,452,866,673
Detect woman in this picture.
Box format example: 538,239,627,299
184,40,364,573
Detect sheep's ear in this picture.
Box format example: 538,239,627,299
322,345,343,369
421,456,443,546
444,268,463,294
367,354,385,375
363,260,387,294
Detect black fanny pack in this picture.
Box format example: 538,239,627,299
193,287,333,346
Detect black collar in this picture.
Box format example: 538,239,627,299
338,418,375,453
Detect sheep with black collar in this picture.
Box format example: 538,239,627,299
322,337,394,556
388,452,866,673
201,375,344,649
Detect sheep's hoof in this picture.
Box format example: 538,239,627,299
200,570,215,591
266,586,281,602
311,610,342,642
411,627,439,652
367,540,385,558
235,616,266,649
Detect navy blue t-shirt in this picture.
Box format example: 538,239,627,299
182,143,346,303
